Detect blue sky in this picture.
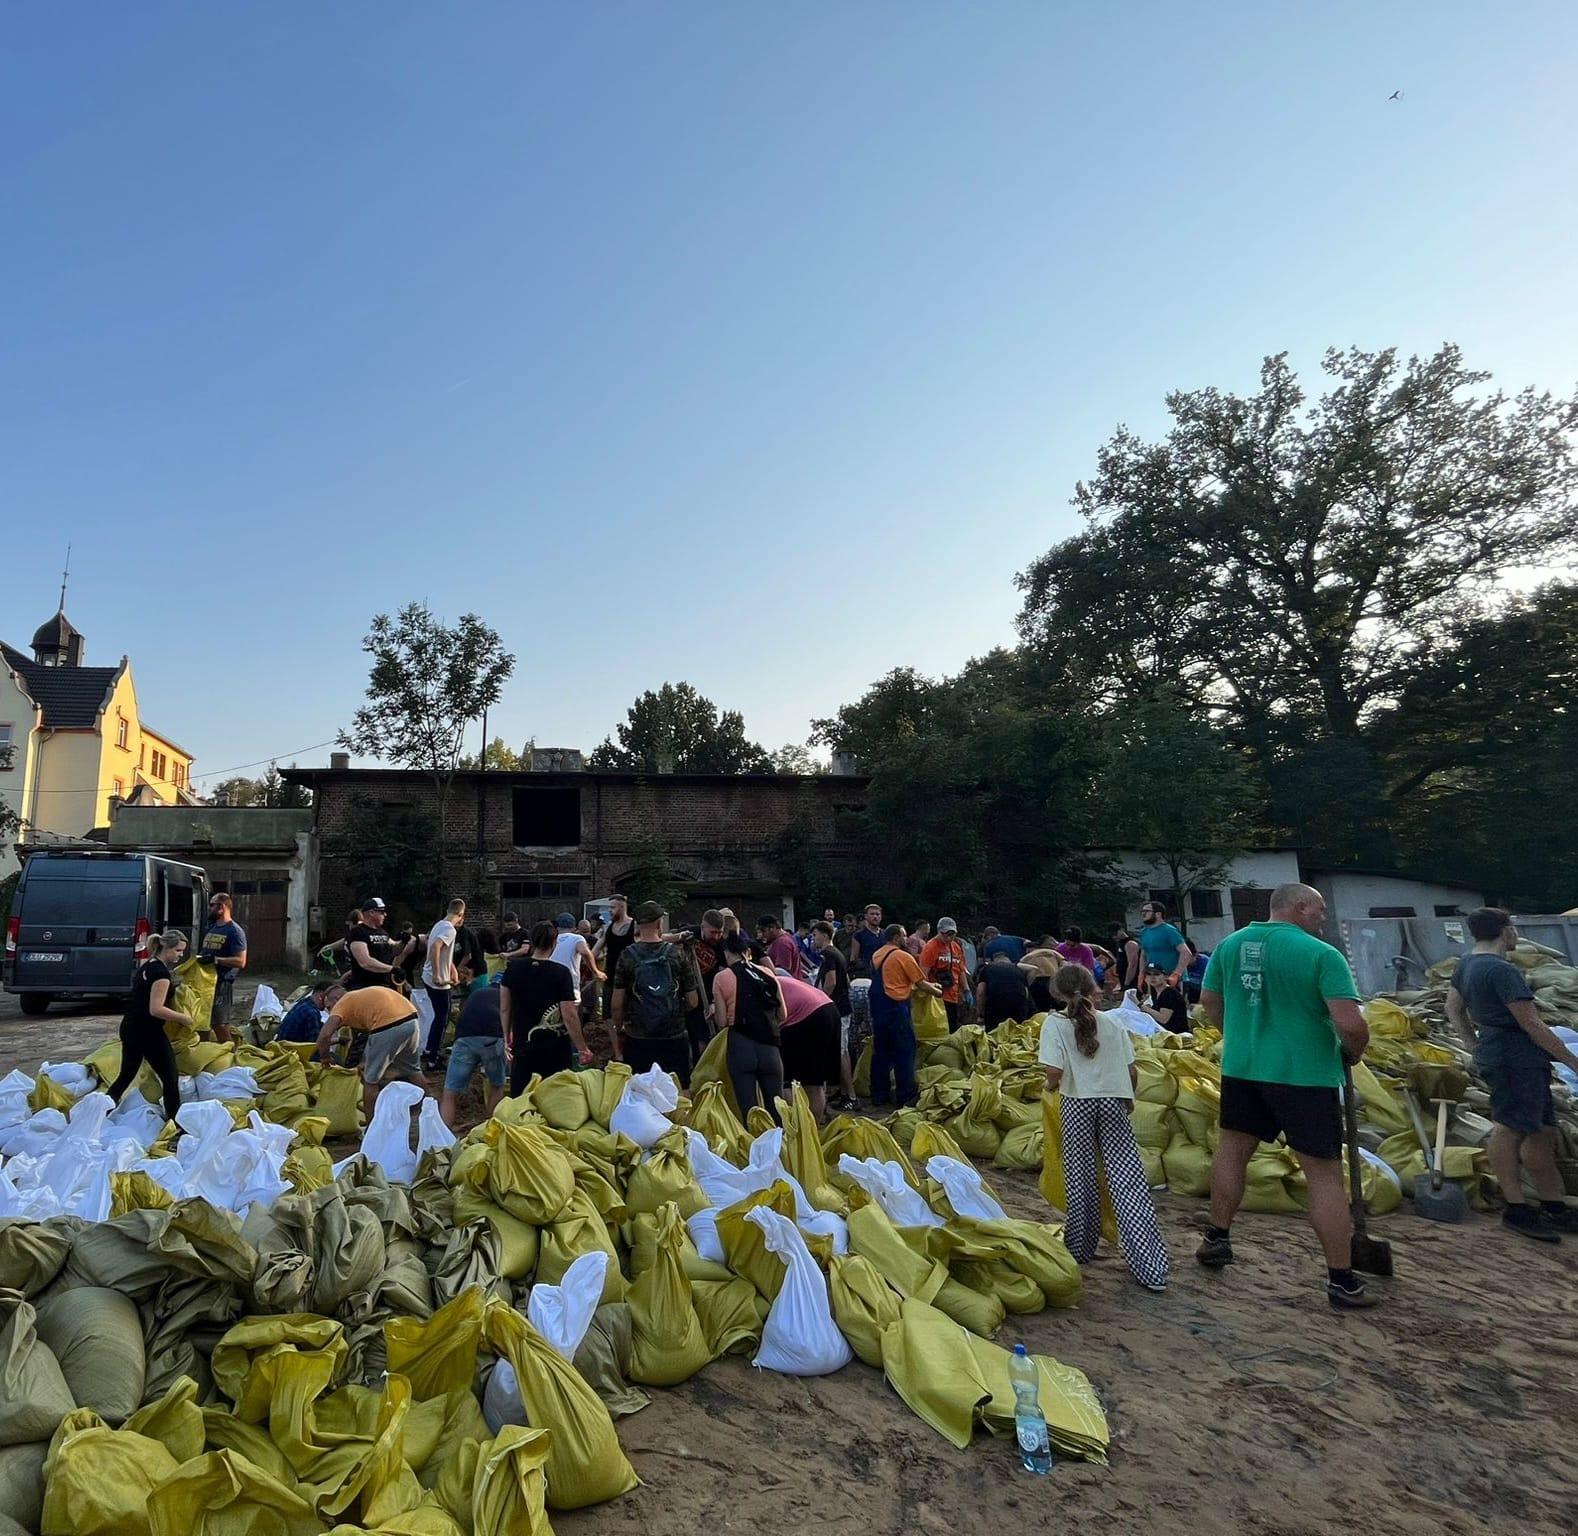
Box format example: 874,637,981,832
4,3,1575,790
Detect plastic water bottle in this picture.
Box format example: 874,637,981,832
1010,1343,1053,1475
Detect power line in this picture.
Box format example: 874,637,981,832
188,740,340,782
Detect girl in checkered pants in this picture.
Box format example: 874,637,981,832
1041,963,1170,1292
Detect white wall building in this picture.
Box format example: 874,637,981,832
1096,847,1302,949
1304,868,1485,921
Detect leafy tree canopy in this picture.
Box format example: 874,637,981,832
589,683,771,774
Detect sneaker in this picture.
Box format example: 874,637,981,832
420,1054,443,1075
1504,1206,1562,1244
1327,1276,1380,1309
1195,1232,1235,1268
829,1095,861,1113
1139,1279,1169,1293
1540,1204,1578,1234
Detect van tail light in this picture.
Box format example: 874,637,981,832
4,917,16,959
132,918,151,960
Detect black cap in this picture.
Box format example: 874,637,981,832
635,900,665,924
362,897,388,912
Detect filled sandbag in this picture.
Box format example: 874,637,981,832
0,1440,46,1533
828,1253,902,1368
39,1408,180,1536
627,1203,713,1387
0,1298,75,1448
33,1287,145,1425
0,1222,71,1298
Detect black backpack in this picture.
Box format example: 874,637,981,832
730,960,782,1045
631,943,682,1035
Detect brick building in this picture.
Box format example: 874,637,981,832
282,758,870,938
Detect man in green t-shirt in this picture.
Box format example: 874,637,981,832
1196,882,1375,1309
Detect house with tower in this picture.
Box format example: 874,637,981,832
1,599,197,873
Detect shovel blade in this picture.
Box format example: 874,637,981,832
1351,1229,1394,1277
1412,1174,1471,1224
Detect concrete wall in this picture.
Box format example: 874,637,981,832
0,667,37,874
1098,848,1303,948
1309,870,1485,921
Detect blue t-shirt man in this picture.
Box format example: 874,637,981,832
851,923,886,972
1137,917,1188,976
277,991,327,1043
981,932,1026,964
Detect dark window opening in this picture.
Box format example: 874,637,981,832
1230,887,1272,927
1147,889,1180,918
1190,888,1224,919
1368,905,1417,918
163,880,196,928
500,878,582,901
511,786,581,847
1434,904,1463,917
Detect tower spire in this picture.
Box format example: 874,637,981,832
58,543,71,612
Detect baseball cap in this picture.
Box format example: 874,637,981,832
634,900,665,924
937,917,958,934
555,911,576,929
362,897,388,912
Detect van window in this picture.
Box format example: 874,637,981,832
20,877,140,926
163,878,197,928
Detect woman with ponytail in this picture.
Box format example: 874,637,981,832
106,929,192,1125
1041,961,1169,1291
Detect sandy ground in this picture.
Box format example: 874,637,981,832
6,988,1576,1536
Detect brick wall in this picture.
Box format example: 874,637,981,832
304,770,867,932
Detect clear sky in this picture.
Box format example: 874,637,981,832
4,3,1575,790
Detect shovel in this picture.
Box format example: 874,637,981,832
1403,1089,1471,1224
1344,1064,1394,1276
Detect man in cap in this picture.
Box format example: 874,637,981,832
346,898,416,991
611,901,701,1083
919,918,969,1030
550,911,603,1010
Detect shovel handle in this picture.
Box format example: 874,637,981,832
1432,1099,1450,1193
1343,1065,1367,1230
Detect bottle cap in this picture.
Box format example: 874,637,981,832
1013,1343,1028,1356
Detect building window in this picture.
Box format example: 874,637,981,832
150,750,167,780
1190,888,1224,919
1368,906,1417,918
1146,889,1181,919
112,778,124,797
500,879,582,901
173,762,186,790
1230,887,1272,927
140,743,146,768
0,722,12,765
1433,904,1463,917
511,785,581,847
115,716,129,750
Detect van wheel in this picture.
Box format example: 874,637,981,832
18,993,49,1017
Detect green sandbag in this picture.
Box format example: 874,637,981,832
0,1222,71,1298
0,1298,75,1448
573,1303,650,1419
34,1286,145,1425
0,1439,46,1532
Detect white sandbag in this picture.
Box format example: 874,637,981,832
837,1154,943,1228
192,1067,262,1101
609,1064,681,1149
526,1250,608,1359
0,1110,67,1160
361,1080,426,1183
250,985,285,1022
1114,990,1164,1037
1356,1145,1403,1194
0,1070,33,1131
482,1358,524,1435
687,1207,728,1265
745,1206,852,1376
103,1094,168,1148
37,1062,95,1098
1555,1027,1578,1091
926,1155,1008,1221
416,1098,457,1160
685,1127,779,1209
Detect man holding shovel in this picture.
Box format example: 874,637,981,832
1195,882,1378,1309
1446,907,1578,1243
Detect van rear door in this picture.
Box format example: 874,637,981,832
12,859,145,995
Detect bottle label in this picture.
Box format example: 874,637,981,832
1017,1419,1048,1454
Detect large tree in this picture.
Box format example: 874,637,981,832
339,603,514,878
208,763,312,809
589,683,771,774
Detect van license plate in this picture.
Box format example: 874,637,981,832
23,951,65,962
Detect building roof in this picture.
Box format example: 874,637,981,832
281,764,868,789
0,642,121,728
140,724,195,758
30,609,81,653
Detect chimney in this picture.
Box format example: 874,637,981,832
831,750,859,776
329,751,351,771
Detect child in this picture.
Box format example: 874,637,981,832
1041,962,1170,1292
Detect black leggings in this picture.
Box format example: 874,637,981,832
726,1029,783,1125
108,1017,182,1124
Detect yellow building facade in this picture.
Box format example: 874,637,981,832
1,609,196,872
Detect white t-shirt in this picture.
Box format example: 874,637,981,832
551,930,585,1000
1037,1008,1137,1100
422,918,458,989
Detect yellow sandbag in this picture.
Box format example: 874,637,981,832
481,1300,639,1511
822,1116,918,1188
687,1081,750,1164
386,1289,483,1402
110,1169,176,1216
774,1084,844,1212
991,1120,1043,1170
1363,997,1420,1040
201,1405,302,1485
627,1203,713,1386
84,1037,164,1104
962,1333,1110,1464
844,1202,947,1304
169,956,217,1036
887,1106,925,1149
879,1299,989,1448
1171,1073,1221,1148
41,1408,179,1536
579,1064,631,1128
714,1183,805,1301
1349,1059,1410,1136
828,1254,902,1367
451,1192,540,1282
1039,1091,1119,1244
26,1074,73,1114
283,1145,336,1195
565,1124,642,1193
957,1217,1082,1309
912,990,949,1042
536,1185,626,1304
1240,1144,1305,1214
146,1448,318,1536
484,1122,576,1226
175,1040,233,1076
690,1277,764,1359
744,1105,775,1136
948,1073,1003,1158
210,1315,348,1421
313,1068,365,1137
469,1425,552,1536
624,1210,733,1284
1161,1138,1213,1197
530,1070,591,1131
1340,1154,1404,1216
124,1378,204,1464
624,1129,708,1219
852,1036,872,1098
1377,1133,1496,1208
1129,1100,1172,1151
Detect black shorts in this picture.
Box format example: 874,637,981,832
781,1001,841,1089
1475,1029,1556,1135
1219,1075,1343,1161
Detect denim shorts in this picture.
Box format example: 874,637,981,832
445,1035,507,1093
1476,1028,1555,1134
